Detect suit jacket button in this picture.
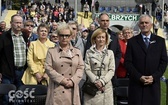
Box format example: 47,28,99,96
70,64,72,67
69,73,71,76
62,74,64,76
61,65,63,67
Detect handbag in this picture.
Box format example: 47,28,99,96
83,54,106,96
82,82,98,96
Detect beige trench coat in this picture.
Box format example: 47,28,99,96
45,45,84,105
84,46,115,105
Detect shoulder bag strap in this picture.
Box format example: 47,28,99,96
98,53,106,79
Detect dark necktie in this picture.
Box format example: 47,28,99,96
144,37,149,48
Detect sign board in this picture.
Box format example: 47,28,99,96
95,13,140,21
94,13,140,30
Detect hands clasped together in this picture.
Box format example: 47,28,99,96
35,72,48,83
94,80,105,92
140,75,153,85
60,78,74,88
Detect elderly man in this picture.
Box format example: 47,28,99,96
124,14,167,105
0,14,29,104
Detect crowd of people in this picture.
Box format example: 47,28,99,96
0,0,168,105
17,0,75,26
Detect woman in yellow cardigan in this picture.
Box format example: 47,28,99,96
22,23,55,85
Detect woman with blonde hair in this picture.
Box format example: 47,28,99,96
84,28,115,105
45,23,84,105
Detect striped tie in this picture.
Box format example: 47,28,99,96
144,37,149,48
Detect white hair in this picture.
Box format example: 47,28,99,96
138,14,153,24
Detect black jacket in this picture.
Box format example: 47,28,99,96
124,33,167,105
0,29,28,78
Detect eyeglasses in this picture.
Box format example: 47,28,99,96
72,28,77,30
51,36,58,38
26,24,34,27
59,34,71,38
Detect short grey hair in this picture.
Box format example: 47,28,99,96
138,14,153,24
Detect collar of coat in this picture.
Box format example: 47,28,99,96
89,45,109,55
5,28,29,43
57,42,74,52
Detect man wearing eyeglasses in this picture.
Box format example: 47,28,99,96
68,21,87,105
68,21,86,58
24,20,38,46
50,31,59,45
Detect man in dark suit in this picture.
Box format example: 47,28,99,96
124,14,167,105
0,14,28,104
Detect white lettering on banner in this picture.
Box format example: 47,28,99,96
121,15,124,20
8,88,35,103
132,15,137,20
116,15,120,20
96,13,140,21
111,15,116,20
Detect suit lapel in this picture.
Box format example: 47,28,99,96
147,34,157,52
136,34,147,53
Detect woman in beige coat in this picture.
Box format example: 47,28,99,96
84,28,115,105
45,23,84,105
22,24,55,85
